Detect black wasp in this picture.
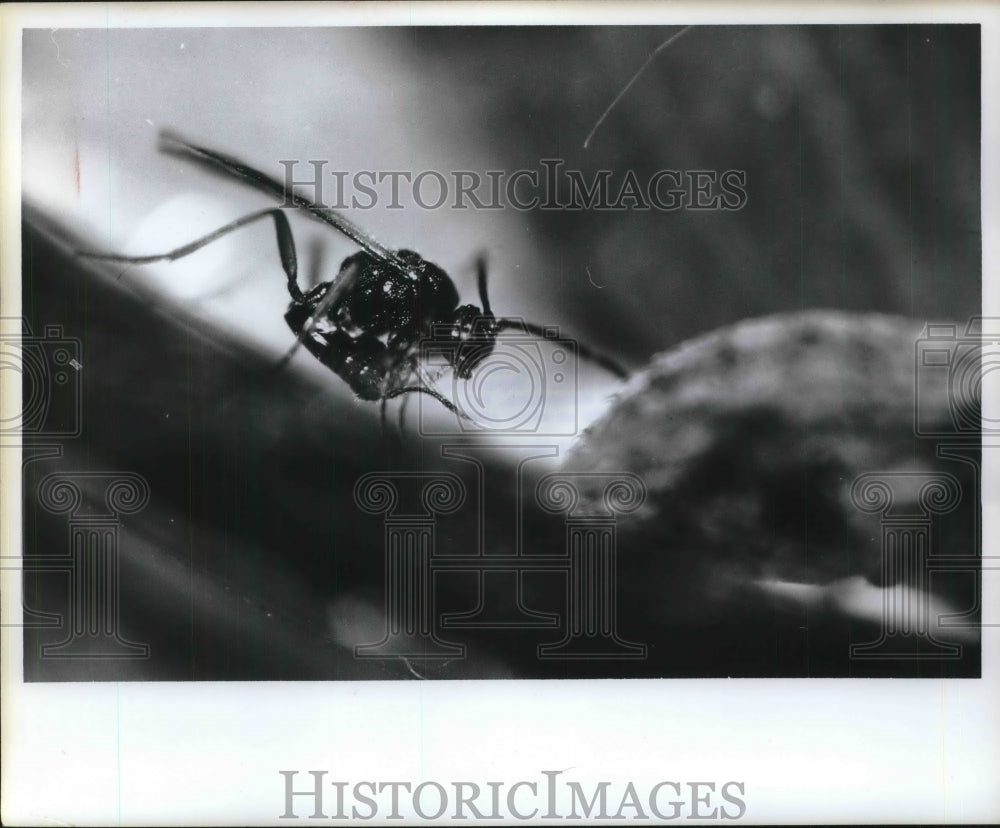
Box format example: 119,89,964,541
83,131,629,434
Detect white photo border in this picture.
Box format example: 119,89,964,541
2,2,998,824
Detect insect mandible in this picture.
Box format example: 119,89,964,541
81,131,630,435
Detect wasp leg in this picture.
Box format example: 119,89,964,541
378,360,421,454
79,207,304,301
382,336,442,438
398,362,456,434
379,395,399,456
496,318,630,380
377,344,420,440
383,386,470,421
397,392,411,435
390,366,419,439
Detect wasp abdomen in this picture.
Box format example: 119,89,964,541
284,304,387,401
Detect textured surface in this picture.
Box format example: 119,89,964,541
564,311,979,655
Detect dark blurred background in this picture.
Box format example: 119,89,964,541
405,25,980,356
18,25,981,679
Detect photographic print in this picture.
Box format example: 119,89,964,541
3,3,998,825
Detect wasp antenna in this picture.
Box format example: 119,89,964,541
496,318,630,380
157,130,406,269
476,254,492,317
77,207,303,301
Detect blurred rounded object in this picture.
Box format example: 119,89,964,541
564,311,977,640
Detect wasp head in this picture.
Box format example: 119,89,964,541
448,304,500,380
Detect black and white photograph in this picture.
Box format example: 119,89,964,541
3,2,998,825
